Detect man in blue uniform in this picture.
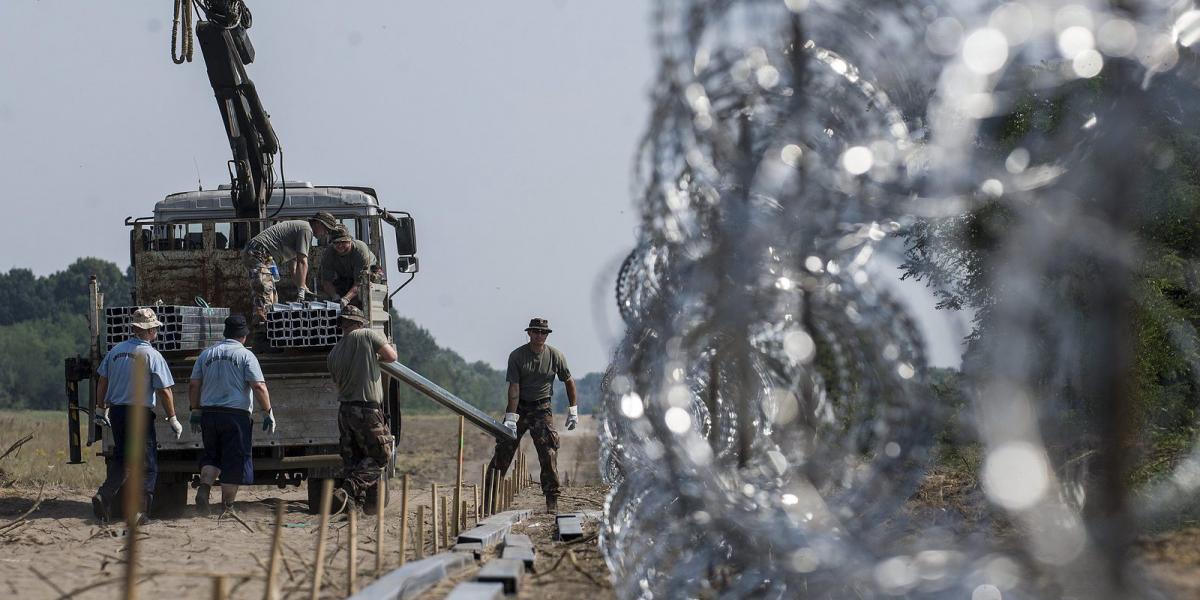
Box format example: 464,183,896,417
92,307,183,524
188,315,274,516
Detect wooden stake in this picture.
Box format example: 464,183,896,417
454,416,464,539
473,484,480,521
265,498,284,600
440,495,449,546
123,356,149,600
415,505,425,559
430,484,440,553
348,509,358,594
398,474,410,566
309,478,334,600
375,475,386,577
211,576,228,600
460,500,468,531
480,463,488,517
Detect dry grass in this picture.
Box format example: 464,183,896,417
0,410,104,489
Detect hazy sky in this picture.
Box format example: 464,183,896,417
0,2,966,373
0,1,651,374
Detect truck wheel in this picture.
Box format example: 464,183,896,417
152,481,189,519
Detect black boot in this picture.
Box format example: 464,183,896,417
91,492,111,523
545,496,558,514
195,483,211,516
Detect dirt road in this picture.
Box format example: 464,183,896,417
0,414,609,599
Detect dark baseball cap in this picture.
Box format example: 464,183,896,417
224,314,250,339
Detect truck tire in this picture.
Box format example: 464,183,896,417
152,481,189,519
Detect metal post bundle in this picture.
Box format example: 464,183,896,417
104,305,230,352
265,301,343,348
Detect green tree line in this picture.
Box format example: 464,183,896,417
0,259,602,414
898,73,1199,480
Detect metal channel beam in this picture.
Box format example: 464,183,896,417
380,361,516,442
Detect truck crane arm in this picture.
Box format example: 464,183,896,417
190,0,280,239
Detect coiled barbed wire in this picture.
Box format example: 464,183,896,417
602,1,1200,598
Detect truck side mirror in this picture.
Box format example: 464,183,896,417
394,216,417,257
396,256,419,274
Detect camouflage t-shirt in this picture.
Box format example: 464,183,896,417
506,343,571,405
320,239,377,283
248,220,312,265
327,328,390,404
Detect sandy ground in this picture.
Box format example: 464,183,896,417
0,414,608,599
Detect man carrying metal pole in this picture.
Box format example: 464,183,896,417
91,307,182,524
326,305,398,514
486,317,578,514
188,314,275,516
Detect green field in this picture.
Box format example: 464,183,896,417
0,410,105,489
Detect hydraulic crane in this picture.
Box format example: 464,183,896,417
174,0,279,246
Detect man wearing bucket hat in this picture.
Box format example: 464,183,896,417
187,314,274,516
242,211,339,348
91,307,182,524
326,305,397,514
486,317,578,513
319,226,378,309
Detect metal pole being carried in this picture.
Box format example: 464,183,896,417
380,361,516,442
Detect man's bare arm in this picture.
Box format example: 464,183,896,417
158,387,177,418
250,381,271,412
564,378,578,408
378,343,398,363
188,379,202,411
295,255,309,289
96,376,109,410
506,382,520,414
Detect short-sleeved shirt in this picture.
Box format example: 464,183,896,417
189,339,266,412
506,344,571,405
320,240,377,283
247,220,313,265
98,338,175,407
327,328,391,404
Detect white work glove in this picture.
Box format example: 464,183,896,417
338,296,350,308
262,409,277,434
167,415,183,440
94,407,111,429
503,412,519,435
565,406,579,431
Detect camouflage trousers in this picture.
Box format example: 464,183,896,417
488,402,560,499
337,403,394,506
241,248,277,327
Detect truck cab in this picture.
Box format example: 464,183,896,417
96,182,417,514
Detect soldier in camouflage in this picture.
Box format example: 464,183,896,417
326,305,398,514
242,211,339,349
487,317,579,514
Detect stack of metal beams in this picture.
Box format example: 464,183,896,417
104,305,229,352
266,301,343,348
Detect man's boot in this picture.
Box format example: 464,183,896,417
135,494,152,526
545,496,557,514
91,492,111,523
195,483,211,516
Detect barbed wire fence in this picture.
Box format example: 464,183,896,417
600,1,1200,598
